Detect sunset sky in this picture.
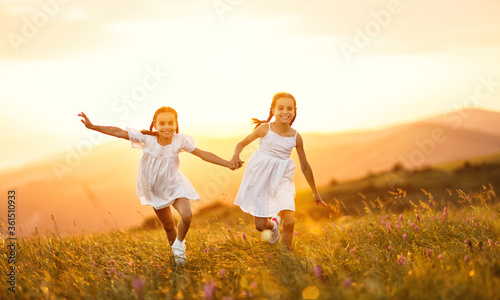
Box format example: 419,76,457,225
1,0,499,170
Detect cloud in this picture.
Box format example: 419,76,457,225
2,0,499,61
0,0,212,60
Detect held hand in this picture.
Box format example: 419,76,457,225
228,160,237,170
231,157,244,169
78,112,94,129
236,158,244,169
229,157,244,170
313,193,328,207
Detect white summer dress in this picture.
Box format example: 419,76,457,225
234,123,297,217
126,128,200,210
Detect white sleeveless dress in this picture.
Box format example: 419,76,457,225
234,124,297,217
126,128,200,210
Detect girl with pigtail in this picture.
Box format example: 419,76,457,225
79,106,238,264
230,92,328,250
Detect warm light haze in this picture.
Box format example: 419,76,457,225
1,0,499,170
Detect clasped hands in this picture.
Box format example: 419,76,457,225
228,157,244,171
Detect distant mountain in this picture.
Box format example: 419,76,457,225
422,108,500,136
1,108,499,234
297,108,500,184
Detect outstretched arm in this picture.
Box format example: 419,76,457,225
229,124,268,168
190,148,233,169
296,133,328,207
78,112,129,140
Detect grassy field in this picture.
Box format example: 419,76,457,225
2,185,500,299
313,154,500,218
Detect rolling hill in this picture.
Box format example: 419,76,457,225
1,108,499,234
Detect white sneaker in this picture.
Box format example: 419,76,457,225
172,240,187,265
269,215,281,244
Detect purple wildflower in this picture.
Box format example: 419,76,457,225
397,254,405,265
203,282,217,300
488,239,497,250
133,278,145,290
219,269,226,280
133,278,145,300
314,265,323,282
344,278,352,288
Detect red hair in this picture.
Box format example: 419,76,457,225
141,106,179,136
251,92,297,129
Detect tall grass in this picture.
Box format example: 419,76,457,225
1,186,499,299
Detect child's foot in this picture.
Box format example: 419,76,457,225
269,215,281,244
172,239,187,265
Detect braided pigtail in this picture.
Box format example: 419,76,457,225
251,109,273,130
140,121,158,136
289,106,297,126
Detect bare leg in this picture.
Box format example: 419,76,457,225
172,198,192,241
254,217,275,232
154,206,177,245
280,210,295,250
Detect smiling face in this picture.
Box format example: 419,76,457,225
272,97,296,125
153,112,177,139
